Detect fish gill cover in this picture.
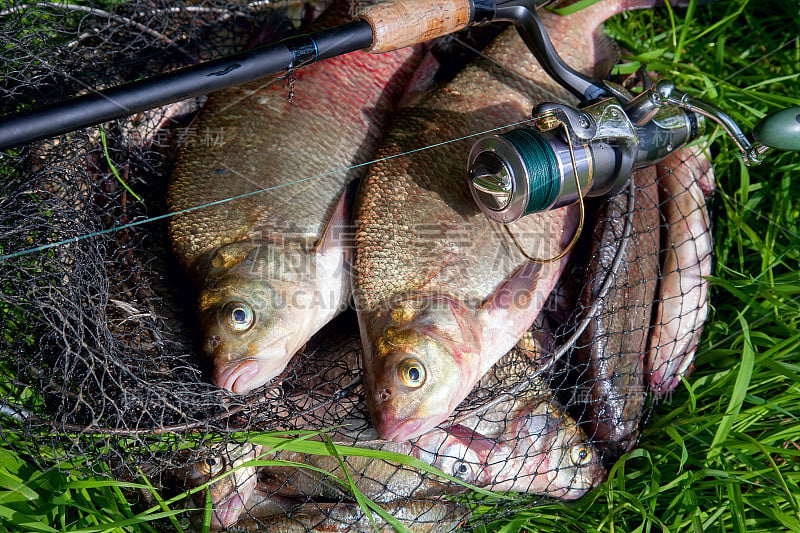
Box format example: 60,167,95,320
0,0,713,531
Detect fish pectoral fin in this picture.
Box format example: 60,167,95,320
312,179,358,256
201,241,261,280
477,262,552,365
479,261,542,315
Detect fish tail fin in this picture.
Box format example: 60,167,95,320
554,0,710,78
591,29,621,80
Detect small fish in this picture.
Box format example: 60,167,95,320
353,0,660,443
168,0,423,394
454,348,606,500
647,145,714,395
226,497,469,532
186,322,604,530
485,396,605,499
189,443,264,530
570,167,660,457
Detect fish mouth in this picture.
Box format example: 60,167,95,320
214,360,266,394
210,491,247,530
565,463,608,500
377,414,430,443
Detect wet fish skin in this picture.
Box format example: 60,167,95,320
358,291,490,442
260,436,464,503
256,396,604,504
647,145,714,395
353,0,657,443
461,348,606,499
498,395,605,499
226,498,469,533
168,0,423,394
571,167,660,456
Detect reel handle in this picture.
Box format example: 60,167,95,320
753,107,800,151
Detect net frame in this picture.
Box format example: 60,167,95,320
0,1,714,530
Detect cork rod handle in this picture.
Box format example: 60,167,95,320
357,0,473,53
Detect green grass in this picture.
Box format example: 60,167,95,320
471,0,800,531
2,0,800,531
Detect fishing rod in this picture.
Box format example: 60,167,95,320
465,3,800,223
0,0,575,151
2,0,798,218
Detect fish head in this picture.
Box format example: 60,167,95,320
362,293,483,442
190,443,262,530
415,424,501,488
508,401,606,499
198,242,321,394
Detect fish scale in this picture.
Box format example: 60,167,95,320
353,0,642,443
167,0,423,394
227,499,469,532
168,34,416,270
647,145,713,394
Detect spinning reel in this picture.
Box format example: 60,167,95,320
467,5,800,223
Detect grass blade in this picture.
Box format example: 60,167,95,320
709,313,756,458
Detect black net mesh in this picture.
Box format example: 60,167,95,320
0,1,714,531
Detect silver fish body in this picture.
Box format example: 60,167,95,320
226,498,469,532
455,347,607,499
647,145,714,395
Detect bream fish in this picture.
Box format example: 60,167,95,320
647,145,714,395
168,0,423,394
570,167,660,457
352,0,663,443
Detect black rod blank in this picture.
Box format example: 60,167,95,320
0,19,374,151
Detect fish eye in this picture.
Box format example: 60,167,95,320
222,301,254,332
397,358,426,388
570,445,593,467
452,461,472,481
198,457,222,476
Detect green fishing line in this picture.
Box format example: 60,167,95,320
0,118,537,262
501,128,560,213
